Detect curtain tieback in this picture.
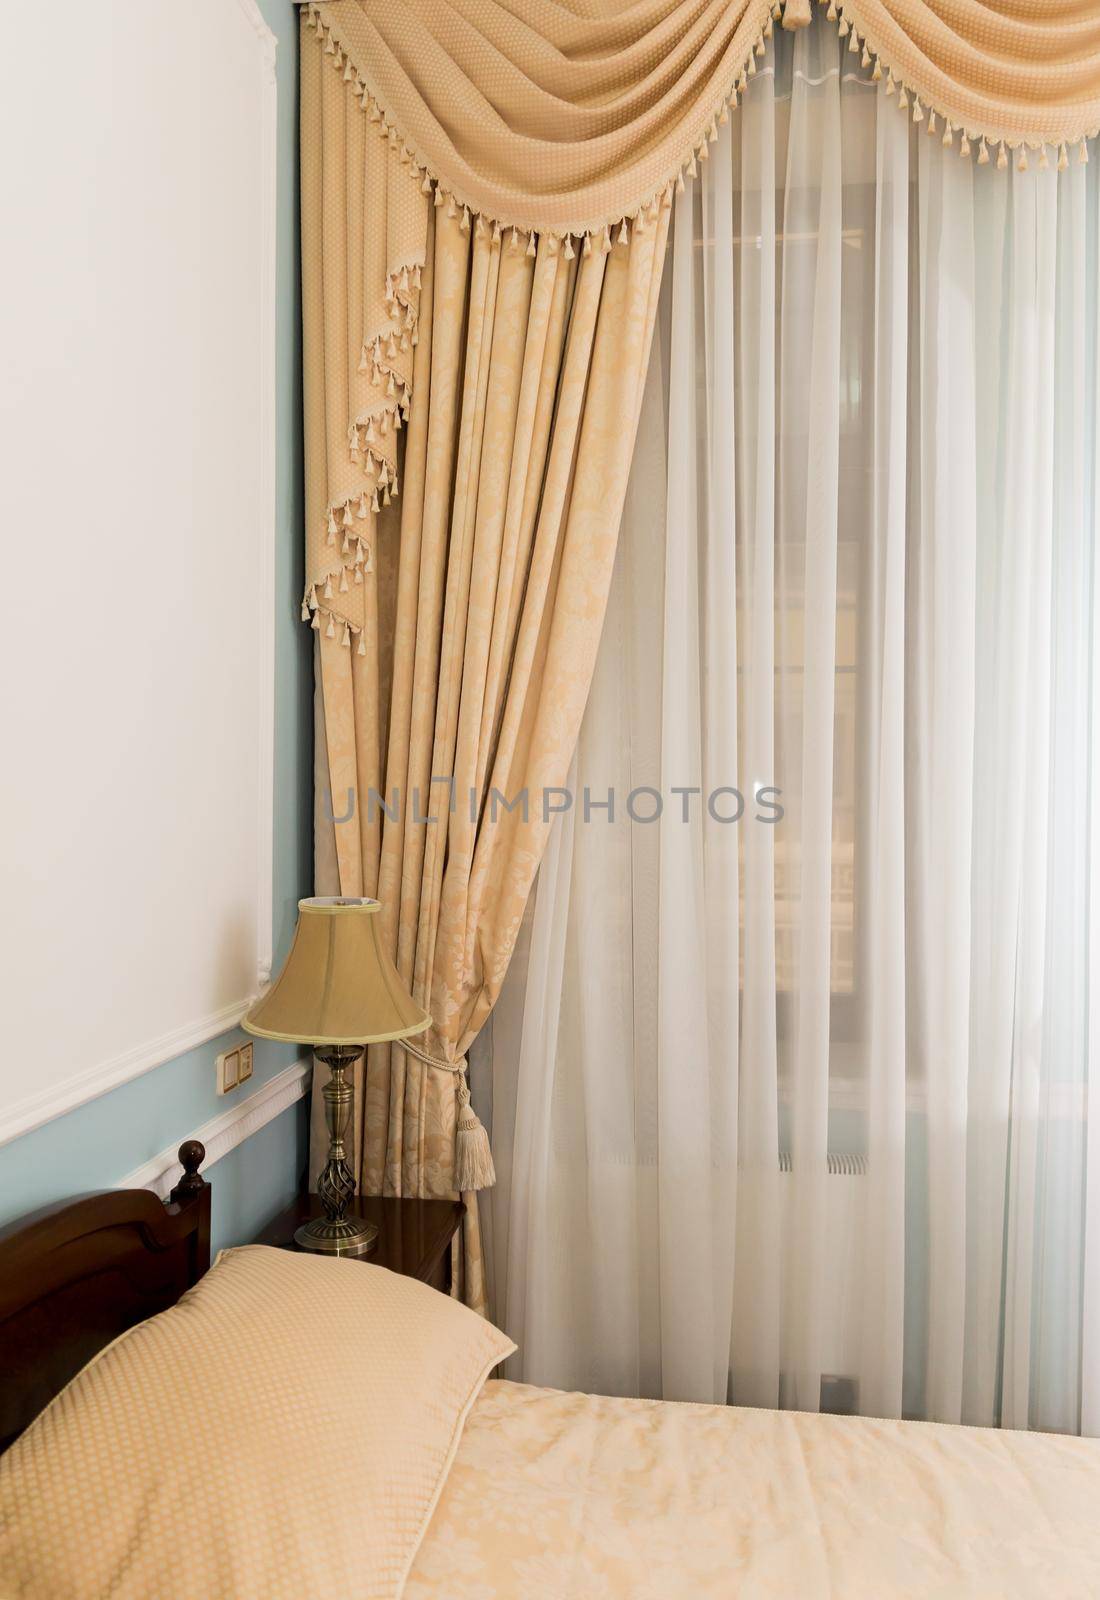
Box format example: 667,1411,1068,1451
398,1038,496,1193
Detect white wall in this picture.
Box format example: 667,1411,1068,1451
0,0,276,1144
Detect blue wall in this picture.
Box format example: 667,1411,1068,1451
0,0,310,1255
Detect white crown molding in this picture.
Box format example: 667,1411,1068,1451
121,1056,311,1200
0,999,258,1149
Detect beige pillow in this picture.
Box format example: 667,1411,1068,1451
0,1244,514,1600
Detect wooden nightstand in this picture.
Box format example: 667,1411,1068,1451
254,1194,465,1294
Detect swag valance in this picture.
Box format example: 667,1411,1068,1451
301,0,1100,641
305,0,1100,244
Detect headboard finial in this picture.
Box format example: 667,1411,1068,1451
170,1140,207,1203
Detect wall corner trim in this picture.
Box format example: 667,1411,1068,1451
120,1056,312,1201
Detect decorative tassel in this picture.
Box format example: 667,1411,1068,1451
1039,146,1049,170
454,1077,496,1192
997,142,1008,170
357,632,367,656
927,111,937,135
460,206,470,233
339,567,349,594
1058,143,1069,171
300,595,311,622
325,614,336,639
323,575,334,600
1017,147,1028,172
342,622,351,648
898,88,909,112
563,235,575,259
311,609,320,631
978,138,990,165
583,232,592,256
912,98,923,124
327,510,338,536
960,133,971,157
872,58,882,82
358,493,369,518
525,231,536,258
342,505,353,527
837,16,849,36
1080,140,1090,165
862,44,871,67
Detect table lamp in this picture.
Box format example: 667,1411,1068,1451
242,897,430,1257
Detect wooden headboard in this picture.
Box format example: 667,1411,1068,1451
0,1141,210,1453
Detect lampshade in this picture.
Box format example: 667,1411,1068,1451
242,897,430,1046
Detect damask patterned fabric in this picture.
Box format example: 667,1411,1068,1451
299,0,1099,1313
406,1379,1100,1597
302,10,668,1312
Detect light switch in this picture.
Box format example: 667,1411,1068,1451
216,1047,240,1095
238,1042,253,1084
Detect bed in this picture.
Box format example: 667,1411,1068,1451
2,1154,1099,1599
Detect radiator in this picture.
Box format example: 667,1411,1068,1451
777,1152,868,1409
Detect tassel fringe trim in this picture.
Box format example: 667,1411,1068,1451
303,0,1096,624
827,0,1096,168
397,1036,497,1192
304,0,1096,259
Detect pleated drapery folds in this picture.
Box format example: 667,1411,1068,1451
303,8,667,1310
300,0,1100,1312
486,19,1100,1434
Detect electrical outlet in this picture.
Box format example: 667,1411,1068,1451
216,1047,240,1095
238,1042,253,1084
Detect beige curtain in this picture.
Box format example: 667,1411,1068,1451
300,0,1099,1310
302,8,668,1310
308,0,1100,225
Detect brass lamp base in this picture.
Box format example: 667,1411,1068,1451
302,1044,378,1258
295,1213,378,1257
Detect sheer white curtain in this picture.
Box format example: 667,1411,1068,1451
478,15,1100,1431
